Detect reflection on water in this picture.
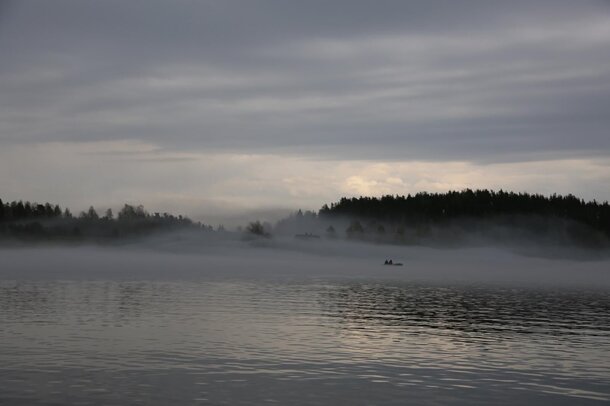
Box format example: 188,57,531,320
325,284,610,336
1,278,609,405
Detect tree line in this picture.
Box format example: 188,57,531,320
294,189,610,248
4,189,610,247
0,198,213,242
318,189,610,236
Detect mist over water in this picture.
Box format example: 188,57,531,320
1,240,609,405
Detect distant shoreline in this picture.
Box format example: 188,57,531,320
1,189,609,250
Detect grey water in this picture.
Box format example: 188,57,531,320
1,246,609,405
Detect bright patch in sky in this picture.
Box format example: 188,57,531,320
1,140,608,225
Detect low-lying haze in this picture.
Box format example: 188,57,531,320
2,237,610,289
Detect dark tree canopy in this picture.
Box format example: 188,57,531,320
319,189,610,237
0,198,206,243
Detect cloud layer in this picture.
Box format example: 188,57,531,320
1,1,610,214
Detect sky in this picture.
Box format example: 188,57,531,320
1,0,610,223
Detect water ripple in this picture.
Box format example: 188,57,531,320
0,279,608,405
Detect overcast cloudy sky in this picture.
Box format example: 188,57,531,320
1,0,610,222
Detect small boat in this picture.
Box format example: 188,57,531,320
384,260,403,266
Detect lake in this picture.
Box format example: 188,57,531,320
1,245,609,405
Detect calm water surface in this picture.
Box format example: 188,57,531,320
1,251,609,405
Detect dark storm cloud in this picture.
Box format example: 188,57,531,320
1,0,610,162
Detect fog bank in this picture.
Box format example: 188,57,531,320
1,237,609,289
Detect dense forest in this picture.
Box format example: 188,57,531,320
315,190,610,247
0,198,212,242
